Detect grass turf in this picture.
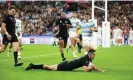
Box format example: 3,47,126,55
0,44,133,80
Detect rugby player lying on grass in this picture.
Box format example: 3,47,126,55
25,49,106,72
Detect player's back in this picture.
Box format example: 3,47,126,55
67,55,91,70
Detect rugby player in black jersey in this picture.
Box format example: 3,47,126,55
25,49,106,72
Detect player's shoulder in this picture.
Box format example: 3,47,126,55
3,14,9,20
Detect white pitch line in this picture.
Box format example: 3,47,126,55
0,53,59,63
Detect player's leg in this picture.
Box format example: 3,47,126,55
115,38,118,46
0,44,7,53
114,36,118,46
118,38,120,46
7,43,12,56
118,38,121,46
83,37,89,55
97,35,102,47
43,65,57,70
119,36,122,46
19,32,23,50
77,34,82,53
55,38,59,46
18,37,22,59
11,35,23,66
66,44,71,52
84,41,96,55
0,35,9,53
9,43,12,51
130,37,133,46
112,37,116,46
84,45,89,55
117,35,121,46
69,37,77,58
25,63,58,71
59,37,66,61
124,38,126,45
12,42,23,66
52,37,56,46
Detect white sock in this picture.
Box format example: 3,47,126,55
84,52,88,55
18,52,21,56
73,51,77,57
73,51,76,55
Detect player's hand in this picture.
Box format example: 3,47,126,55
66,24,71,27
101,70,107,72
6,33,12,41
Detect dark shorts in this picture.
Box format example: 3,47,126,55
2,34,18,45
59,36,68,48
57,61,69,71
79,34,82,41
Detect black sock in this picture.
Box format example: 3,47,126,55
13,51,18,64
80,45,82,49
53,42,56,46
61,53,64,58
54,42,56,46
32,64,44,69
77,43,80,48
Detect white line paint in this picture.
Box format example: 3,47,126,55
0,53,59,63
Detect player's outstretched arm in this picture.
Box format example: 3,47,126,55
93,64,107,72
82,65,94,72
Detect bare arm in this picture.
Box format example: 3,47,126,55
66,19,72,28
82,65,94,72
2,23,8,34
90,27,98,32
93,64,107,72
66,24,72,28
2,17,12,40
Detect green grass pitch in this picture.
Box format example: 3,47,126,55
0,44,133,80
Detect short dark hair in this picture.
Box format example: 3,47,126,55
88,49,96,54
8,6,16,10
17,32,20,37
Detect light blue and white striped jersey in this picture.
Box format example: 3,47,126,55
15,19,22,33
70,18,81,32
81,19,95,37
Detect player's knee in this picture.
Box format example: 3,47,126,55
0,48,5,52
13,47,19,52
19,43,22,47
70,44,74,48
60,43,64,48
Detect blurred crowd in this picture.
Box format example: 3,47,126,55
0,1,133,36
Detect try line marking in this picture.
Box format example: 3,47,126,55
0,53,59,63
